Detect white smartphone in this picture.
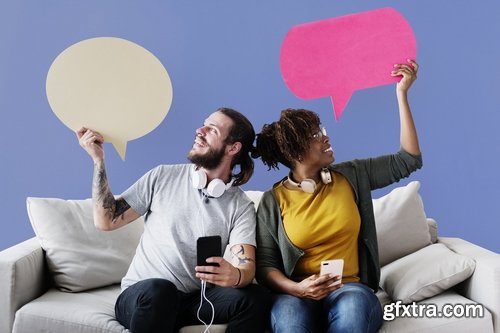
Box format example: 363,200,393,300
320,259,344,286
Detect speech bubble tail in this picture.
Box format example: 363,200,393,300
330,91,352,121
111,141,127,161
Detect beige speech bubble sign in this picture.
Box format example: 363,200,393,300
46,37,173,160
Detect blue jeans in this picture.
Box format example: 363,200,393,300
115,278,271,333
271,283,382,333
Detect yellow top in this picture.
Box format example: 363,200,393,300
274,172,360,283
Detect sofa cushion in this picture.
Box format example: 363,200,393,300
373,181,431,266
13,285,126,333
26,197,144,292
380,243,476,303
427,218,438,243
179,324,227,333
13,285,229,333
244,190,264,210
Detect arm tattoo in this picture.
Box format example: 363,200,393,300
92,162,130,222
114,198,131,221
231,245,255,266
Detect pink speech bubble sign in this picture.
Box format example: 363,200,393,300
280,7,416,120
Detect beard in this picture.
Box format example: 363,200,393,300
187,144,226,170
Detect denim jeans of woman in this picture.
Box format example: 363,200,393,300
115,278,271,333
271,282,382,333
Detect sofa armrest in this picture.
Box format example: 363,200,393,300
439,237,500,333
0,237,49,333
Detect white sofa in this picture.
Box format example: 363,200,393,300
1,182,499,333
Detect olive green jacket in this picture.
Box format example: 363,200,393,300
255,150,423,291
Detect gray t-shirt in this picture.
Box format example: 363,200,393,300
120,164,256,293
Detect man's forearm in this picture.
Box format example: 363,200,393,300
231,244,256,287
92,161,130,229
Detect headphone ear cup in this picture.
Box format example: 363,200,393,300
206,178,226,198
284,175,316,193
320,168,332,184
191,169,207,189
191,166,228,197
300,180,316,194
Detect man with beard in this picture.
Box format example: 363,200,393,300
76,107,270,333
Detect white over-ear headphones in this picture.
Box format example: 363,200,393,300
284,168,332,194
191,166,230,198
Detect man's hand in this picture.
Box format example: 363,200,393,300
76,127,105,163
195,257,242,287
294,274,343,300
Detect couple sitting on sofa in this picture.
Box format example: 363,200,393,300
75,60,420,333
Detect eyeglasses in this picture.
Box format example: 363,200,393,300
311,127,327,141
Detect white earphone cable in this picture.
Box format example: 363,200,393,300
197,280,215,333
196,192,214,332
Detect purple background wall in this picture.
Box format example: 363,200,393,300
1,1,499,253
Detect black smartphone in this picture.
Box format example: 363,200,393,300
197,236,222,267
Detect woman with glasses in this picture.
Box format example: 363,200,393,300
252,60,422,333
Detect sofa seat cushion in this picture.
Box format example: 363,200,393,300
178,324,228,333
376,290,493,333
13,285,230,333
13,285,126,333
